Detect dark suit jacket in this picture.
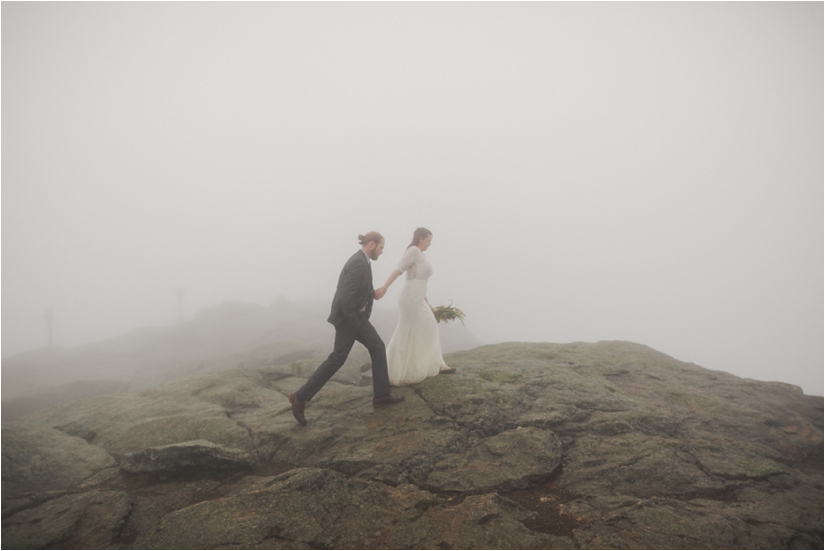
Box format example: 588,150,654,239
327,250,374,328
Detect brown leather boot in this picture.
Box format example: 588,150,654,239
288,392,307,425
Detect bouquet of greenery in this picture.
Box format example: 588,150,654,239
433,302,466,325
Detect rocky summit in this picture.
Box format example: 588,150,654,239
2,341,822,549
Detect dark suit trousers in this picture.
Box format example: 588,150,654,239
297,316,391,402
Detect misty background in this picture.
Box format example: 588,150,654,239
2,2,822,395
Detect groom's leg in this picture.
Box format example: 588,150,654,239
355,320,391,398
298,323,357,402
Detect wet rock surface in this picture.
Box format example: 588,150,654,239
2,341,822,549
3,489,133,549
1,425,117,498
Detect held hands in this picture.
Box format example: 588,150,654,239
376,270,401,301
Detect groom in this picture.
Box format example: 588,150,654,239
288,232,404,425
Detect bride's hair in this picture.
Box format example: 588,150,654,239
358,232,384,246
408,227,432,248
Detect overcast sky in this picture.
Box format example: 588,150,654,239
3,2,822,395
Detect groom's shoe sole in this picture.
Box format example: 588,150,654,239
372,394,405,408
288,392,307,426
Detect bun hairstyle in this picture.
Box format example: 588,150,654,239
408,227,432,249
358,232,384,246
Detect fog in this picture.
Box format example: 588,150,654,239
3,2,822,395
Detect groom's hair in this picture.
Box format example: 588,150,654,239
407,227,432,248
358,232,384,246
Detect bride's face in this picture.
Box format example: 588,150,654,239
418,234,433,251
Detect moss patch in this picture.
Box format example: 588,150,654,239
414,375,494,405
478,368,523,385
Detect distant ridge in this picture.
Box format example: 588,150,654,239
1,298,482,417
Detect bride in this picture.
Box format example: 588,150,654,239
376,227,454,385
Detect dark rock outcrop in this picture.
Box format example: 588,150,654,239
120,440,254,475
2,341,822,549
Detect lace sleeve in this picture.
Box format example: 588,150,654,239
396,246,419,273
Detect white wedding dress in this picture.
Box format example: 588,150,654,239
386,246,447,386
